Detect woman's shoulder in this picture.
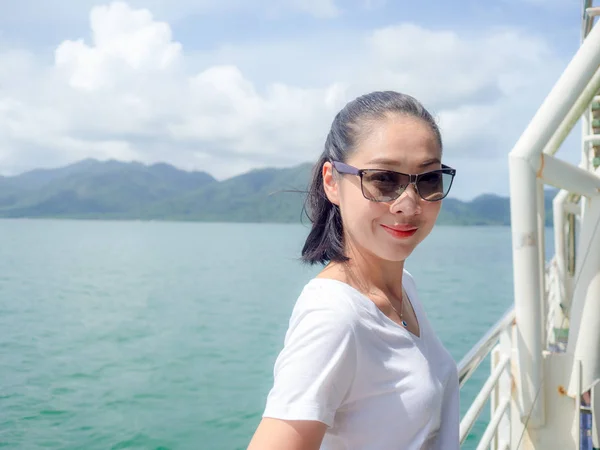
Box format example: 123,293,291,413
277,278,362,350
290,278,363,325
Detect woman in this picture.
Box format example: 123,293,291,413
248,91,460,449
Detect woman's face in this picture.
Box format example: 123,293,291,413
323,114,443,263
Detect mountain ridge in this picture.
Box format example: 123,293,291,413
0,159,555,225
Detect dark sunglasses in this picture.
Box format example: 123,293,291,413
331,161,456,202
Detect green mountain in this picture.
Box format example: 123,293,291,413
0,159,216,218
0,159,556,225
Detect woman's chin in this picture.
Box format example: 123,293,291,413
375,246,415,263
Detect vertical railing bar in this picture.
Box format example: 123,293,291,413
459,355,510,444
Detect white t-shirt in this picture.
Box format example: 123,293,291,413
262,270,460,450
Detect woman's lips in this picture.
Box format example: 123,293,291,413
381,224,418,238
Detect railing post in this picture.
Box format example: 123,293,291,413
491,330,512,450
552,191,569,312
508,154,546,427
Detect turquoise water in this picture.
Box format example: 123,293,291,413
0,219,554,449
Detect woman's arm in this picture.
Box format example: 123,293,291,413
247,418,327,450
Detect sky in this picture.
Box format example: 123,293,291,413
0,0,587,200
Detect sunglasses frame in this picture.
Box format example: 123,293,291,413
331,160,456,202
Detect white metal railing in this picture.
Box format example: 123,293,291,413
476,396,510,450
459,355,510,443
457,257,573,448
508,14,600,426
458,308,515,388
458,308,514,447
458,259,563,448
459,2,600,448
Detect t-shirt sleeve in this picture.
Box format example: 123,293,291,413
262,292,357,427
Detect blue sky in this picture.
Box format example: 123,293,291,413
0,0,587,199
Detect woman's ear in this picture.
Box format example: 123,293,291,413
322,162,340,206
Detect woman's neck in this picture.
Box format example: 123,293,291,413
321,243,405,300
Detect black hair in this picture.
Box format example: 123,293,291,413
301,90,442,265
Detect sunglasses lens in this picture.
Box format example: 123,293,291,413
361,171,409,202
360,169,455,202
417,171,453,201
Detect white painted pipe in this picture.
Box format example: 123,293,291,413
511,22,600,165
575,359,582,449
553,190,569,312
584,135,600,144
582,87,592,171
536,181,547,346
586,6,600,17
497,442,509,450
543,65,600,156
539,153,600,197
508,155,546,426
475,397,511,450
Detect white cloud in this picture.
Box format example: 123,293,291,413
55,2,182,90
0,1,568,199
358,24,562,156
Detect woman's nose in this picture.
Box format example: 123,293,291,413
389,184,421,215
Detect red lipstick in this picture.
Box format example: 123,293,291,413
381,224,418,239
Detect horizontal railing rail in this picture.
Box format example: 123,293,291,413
458,307,515,388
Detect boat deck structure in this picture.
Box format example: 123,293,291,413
457,1,600,449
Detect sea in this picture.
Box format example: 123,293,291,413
0,219,555,450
